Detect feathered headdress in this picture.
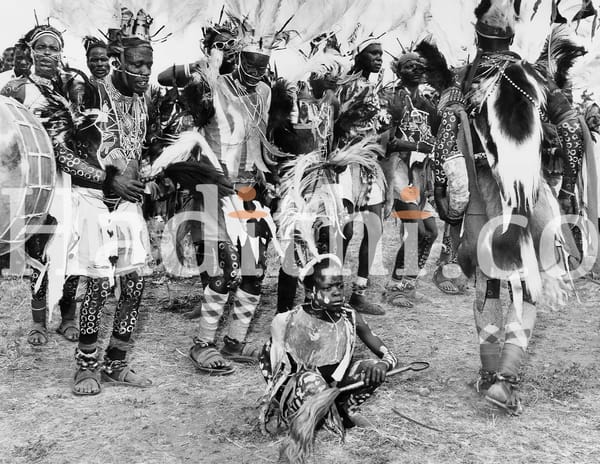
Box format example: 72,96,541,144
474,0,519,39
569,33,600,100
536,24,587,89
414,39,455,91
83,36,108,56
106,7,156,54
24,23,65,50
49,0,218,49
334,0,427,57
422,0,478,67
224,0,302,56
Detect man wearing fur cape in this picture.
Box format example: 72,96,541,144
433,0,584,415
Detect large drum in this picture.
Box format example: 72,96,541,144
0,95,56,256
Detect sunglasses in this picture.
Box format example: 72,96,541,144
212,39,236,50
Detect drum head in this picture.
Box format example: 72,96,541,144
0,96,55,256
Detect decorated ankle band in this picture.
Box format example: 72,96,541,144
192,336,216,348
103,357,128,374
74,348,100,370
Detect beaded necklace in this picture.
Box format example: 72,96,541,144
103,78,147,162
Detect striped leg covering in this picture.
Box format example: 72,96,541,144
500,300,536,378
196,287,228,343
473,268,503,373
227,288,260,343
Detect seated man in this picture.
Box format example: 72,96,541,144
259,256,398,435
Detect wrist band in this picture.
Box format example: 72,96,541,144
380,346,398,370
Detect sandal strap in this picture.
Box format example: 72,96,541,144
192,337,217,349
29,327,48,336
495,373,520,385
103,357,129,375
74,366,101,383
194,345,228,365
223,336,260,357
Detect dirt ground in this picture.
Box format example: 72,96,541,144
1,219,600,464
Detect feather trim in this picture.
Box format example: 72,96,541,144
414,39,454,90
148,130,223,178
163,161,233,198
50,0,220,42
535,24,587,88
276,137,383,264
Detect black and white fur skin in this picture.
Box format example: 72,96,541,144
469,58,569,303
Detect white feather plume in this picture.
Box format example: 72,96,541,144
425,0,478,67
49,0,221,40
148,130,222,177
513,0,554,61
570,35,600,100
276,137,384,264
282,49,351,84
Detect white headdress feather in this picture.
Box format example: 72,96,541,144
570,35,600,100
425,0,478,67
49,0,221,40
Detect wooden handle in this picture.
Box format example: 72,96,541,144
338,361,429,393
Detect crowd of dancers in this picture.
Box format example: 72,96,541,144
1,0,600,460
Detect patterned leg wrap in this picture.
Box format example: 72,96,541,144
106,273,144,360
197,287,228,343
30,267,48,323
227,288,260,343
439,226,453,265
417,234,434,270
557,119,584,194
112,273,144,341
78,278,111,346
473,269,503,372
59,276,80,321
282,371,329,421
501,301,536,377
218,240,240,288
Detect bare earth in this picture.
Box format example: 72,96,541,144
1,219,600,464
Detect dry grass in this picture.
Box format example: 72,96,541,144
2,220,600,463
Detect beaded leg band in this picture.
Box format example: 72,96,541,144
74,348,100,370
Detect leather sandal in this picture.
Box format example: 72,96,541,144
27,326,48,346
189,338,235,375
72,349,101,396
101,359,152,388
221,336,261,364
56,320,79,342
